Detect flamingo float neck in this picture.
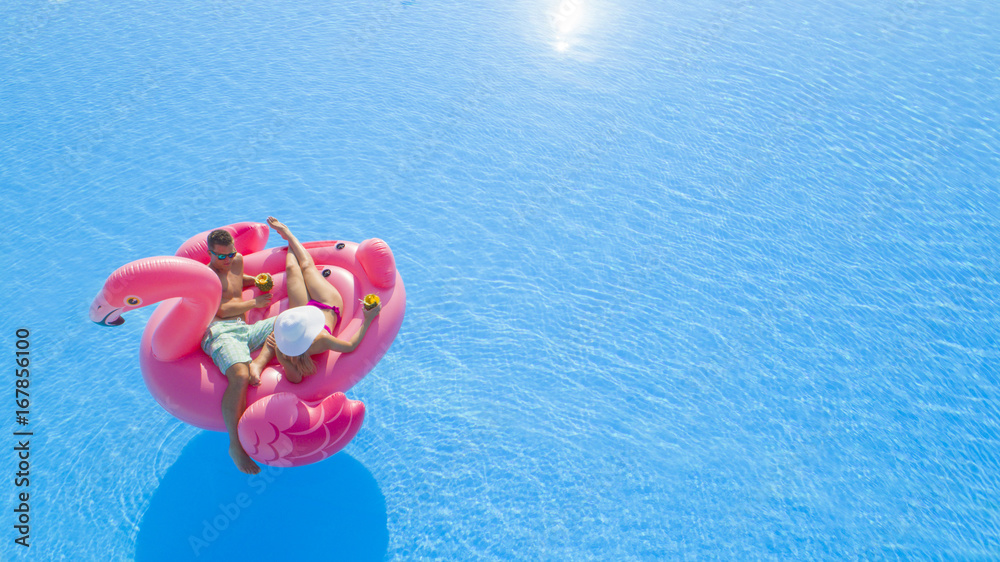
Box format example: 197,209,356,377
90,256,221,360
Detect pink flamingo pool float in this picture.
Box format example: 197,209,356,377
89,222,405,467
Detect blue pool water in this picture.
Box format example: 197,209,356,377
3,0,999,559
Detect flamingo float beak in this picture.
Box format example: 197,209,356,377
90,293,125,326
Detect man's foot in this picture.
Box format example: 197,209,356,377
267,216,291,241
230,442,261,474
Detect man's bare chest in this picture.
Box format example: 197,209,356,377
219,271,243,300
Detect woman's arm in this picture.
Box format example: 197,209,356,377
318,303,381,353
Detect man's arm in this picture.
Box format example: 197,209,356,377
215,255,272,318
216,296,266,319
242,274,257,288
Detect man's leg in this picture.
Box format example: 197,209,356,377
247,317,277,386
222,363,260,475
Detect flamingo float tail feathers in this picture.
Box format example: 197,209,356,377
237,392,366,466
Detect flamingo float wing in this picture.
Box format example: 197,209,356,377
237,393,365,466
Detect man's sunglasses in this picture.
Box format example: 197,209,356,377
211,251,237,260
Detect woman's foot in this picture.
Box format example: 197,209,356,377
267,216,291,241
247,362,263,386
248,347,272,387
267,216,314,269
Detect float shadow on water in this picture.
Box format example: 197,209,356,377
135,431,388,561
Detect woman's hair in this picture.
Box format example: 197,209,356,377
288,353,315,375
207,229,234,250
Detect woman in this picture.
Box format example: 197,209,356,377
265,216,381,383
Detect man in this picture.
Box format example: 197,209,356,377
200,229,274,474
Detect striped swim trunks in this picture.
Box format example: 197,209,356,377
201,316,276,374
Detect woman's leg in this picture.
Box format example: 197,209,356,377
268,217,344,310
269,216,314,270
284,245,309,309
299,260,344,311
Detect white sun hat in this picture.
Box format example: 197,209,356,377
273,306,326,356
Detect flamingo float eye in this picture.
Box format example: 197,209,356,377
125,296,142,306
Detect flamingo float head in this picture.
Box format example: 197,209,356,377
91,221,269,327
90,293,129,326
89,256,223,362
89,260,156,326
